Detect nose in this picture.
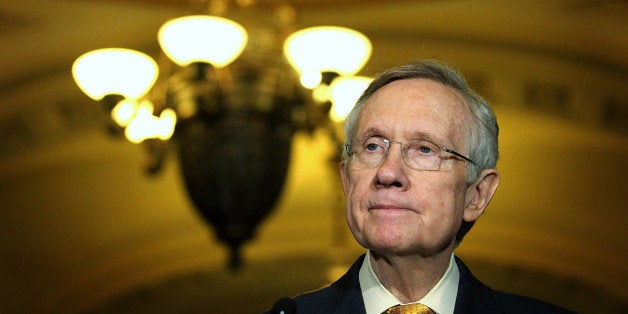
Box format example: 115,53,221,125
374,141,408,189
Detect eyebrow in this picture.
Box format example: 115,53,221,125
408,131,443,145
355,127,384,139
356,127,447,147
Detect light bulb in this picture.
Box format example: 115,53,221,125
111,99,139,127
157,108,177,140
125,100,156,143
300,70,322,89
329,76,373,122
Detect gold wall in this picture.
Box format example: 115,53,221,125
0,1,626,313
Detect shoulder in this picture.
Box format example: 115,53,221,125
284,254,366,314
291,285,338,312
454,256,575,314
492,290,575,314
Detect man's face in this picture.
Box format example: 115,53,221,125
341,78,478,257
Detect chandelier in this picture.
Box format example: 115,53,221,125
71,0,372,269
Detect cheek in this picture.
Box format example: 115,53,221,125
419,181,465,232
343,172,371,241
343,168,370,205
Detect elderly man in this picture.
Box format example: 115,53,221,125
268,60,573,314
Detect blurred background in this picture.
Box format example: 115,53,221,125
0,0,626,313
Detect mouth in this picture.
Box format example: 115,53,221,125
368,201,414,212
369,204,407,211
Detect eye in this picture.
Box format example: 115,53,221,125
365,143,380,151
361,137,386,153
419,146,433,154
407,140,439,156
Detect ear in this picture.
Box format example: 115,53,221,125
463,169,500,222
339,160,349,195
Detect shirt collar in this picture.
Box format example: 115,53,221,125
359,250,459,314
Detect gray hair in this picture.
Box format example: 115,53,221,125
341,60,499,244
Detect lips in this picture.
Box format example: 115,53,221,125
369,204,407,211
367,198,416,212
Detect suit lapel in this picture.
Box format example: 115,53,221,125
320,254,367,314
320,255,501,314
454,256,500,314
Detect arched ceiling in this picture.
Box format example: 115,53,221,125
0,0,626,93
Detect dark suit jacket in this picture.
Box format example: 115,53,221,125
269,254,575,314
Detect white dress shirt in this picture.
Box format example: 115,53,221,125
359,250,459,314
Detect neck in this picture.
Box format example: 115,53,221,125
369,249,452,303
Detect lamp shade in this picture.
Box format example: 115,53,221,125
329,76,373,122
158,15,248,67
283,26,371,87
72,48,158,100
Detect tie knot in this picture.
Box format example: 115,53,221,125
385,303,435,314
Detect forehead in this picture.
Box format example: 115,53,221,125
357,78,470,144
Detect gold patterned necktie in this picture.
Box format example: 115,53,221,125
385,303,435,314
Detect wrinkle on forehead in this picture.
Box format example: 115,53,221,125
357,79,472,151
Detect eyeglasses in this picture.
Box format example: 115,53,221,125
345,136,476,171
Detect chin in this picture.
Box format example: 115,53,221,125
364,238,416,255
369,246,420,258
366,235,455,258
